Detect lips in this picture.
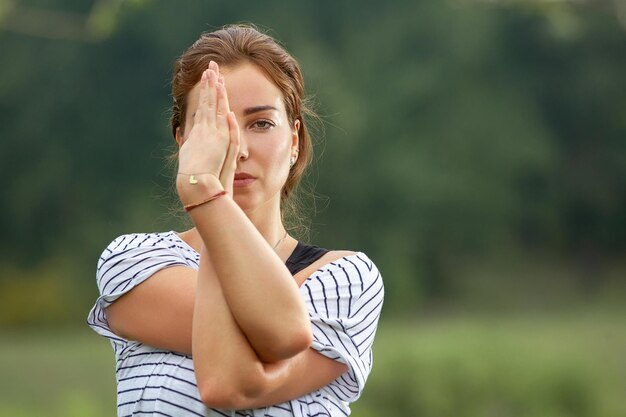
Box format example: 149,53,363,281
234,172,255,180
233,172,256,188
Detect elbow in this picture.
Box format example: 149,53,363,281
199,384,229,409
290,325,313,355
260,324,313,362
199,382,247,410
198,368,266,410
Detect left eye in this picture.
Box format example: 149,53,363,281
252,120,274,129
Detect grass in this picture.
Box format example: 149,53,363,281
353,308,626,417
0,327,116,417
0,309,624,417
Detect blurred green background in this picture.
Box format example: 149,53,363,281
1,0,625,416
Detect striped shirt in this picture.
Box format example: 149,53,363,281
87,231,384,417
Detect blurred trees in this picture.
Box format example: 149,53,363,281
0,0,624,325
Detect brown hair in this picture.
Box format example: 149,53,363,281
170,24,317,235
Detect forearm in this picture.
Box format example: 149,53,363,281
176,65,310,361
193,252,315,410
193,252,346,410
186,182,311,361
192,250,266,407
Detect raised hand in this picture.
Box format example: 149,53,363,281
213,64,241,195
176,61,240,203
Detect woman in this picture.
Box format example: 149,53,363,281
87,24,384,417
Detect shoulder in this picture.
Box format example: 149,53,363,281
315,250,379,277
100,231,187,253
301,250,384,334
293,249,352,286
322,251,381,288
297,250,383,301
91,231,197,319
96,231,197,285
98,231,193,263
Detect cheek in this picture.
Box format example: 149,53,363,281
258,142,289,170
273,138,293,167
255,130,292,164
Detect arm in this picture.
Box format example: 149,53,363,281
105,252,348,410
176,63,311,361
105,248,383,409
186,182,312,362
192,246,348,409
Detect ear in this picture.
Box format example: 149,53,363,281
175,126,184,147
291,119,300,152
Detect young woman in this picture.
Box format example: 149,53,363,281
87,24,384,417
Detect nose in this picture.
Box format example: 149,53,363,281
238,132,249,161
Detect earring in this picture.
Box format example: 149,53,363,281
290,155,297,168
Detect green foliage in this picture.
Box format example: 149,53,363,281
0,0,625,324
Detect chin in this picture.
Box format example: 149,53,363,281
232,193,255,211
233,190,278,214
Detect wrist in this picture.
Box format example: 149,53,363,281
176,172,224,206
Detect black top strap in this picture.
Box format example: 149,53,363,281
286,241,330,275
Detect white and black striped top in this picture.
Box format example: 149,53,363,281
87,231,384,417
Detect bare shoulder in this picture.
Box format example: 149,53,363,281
318,250,357,264
293,249,358,286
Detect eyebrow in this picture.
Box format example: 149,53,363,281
243,105,279,116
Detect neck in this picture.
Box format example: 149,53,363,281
243,196,286,248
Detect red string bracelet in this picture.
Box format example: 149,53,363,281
184,190,227,212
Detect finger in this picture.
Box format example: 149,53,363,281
194,65,217,127
192,69,209,125
216,75,231,116
210,61,220,105
216,81,230,146
211,60,228,112
215,73,231,140
209,60,219,79
217,74,230,111
220,111,240,194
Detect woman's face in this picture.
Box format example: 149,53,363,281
182,62,299,212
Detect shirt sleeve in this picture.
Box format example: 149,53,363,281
86,233,189,346
301,252,384,403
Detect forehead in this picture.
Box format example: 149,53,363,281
187,62,286,115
